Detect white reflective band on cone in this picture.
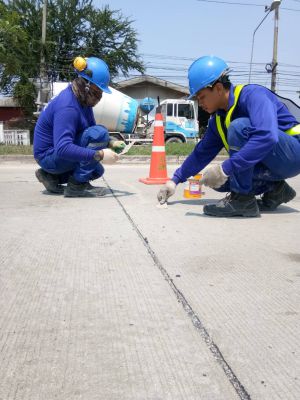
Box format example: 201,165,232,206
152,146,165,152
154,121,163,127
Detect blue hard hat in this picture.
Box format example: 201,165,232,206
75,57,112,94
188,56,229,99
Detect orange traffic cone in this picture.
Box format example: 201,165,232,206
139,109,170,185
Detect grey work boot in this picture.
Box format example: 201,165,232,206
86,182,108,196
203,192,260,218
257,180,296,211
64,177,98,198
35,168,64,194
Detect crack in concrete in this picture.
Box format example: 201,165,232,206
104,177,251,400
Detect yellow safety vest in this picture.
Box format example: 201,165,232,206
215,84,300,152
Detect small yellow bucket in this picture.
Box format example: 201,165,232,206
183,174,203,199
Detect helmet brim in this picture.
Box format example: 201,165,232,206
77,70,112,94
100,86,112,94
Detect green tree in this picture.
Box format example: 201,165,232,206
0,0,144,119
84,5,144,78
0,1,38,116
45,0,95,81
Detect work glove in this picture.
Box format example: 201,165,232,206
157,180,176,204
109,140,126,154
101,149,119,164
200,164,228,189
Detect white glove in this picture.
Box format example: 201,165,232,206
157,180,176,204
109,140,126,154
101,149,119,164
200,164,228,188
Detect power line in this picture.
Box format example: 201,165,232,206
195,0,300,10
196,0,265,6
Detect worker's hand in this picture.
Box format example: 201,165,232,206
157,180,176,204
200,164,228,188
100,149,119,164
109,140,126,154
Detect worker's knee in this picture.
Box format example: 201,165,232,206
227,118,252,148
80,125,110,149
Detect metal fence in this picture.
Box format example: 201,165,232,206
0,129,30,146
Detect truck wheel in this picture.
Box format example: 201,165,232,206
166,137,184,143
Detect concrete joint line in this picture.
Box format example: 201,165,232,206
103,177,251,400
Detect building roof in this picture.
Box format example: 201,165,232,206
0,75,190,109
115,75,189,95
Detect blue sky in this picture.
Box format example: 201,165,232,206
94,0,300,105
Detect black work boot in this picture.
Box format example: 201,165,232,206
35,168,64,194
203,192,260,218
64,177,97,198
257,180,296,211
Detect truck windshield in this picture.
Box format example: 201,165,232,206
161,104,167,116
167,103,173,116
178,104,194,119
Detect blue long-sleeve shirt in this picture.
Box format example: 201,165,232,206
34,85,96,162
172,84,299,184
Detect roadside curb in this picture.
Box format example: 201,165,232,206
0,155,36,163
0,154,228,164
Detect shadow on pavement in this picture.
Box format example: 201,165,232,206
169,198,219,206
259,205,299,214
109,189,135,198
171,199,299,214
185,204,299,218
41,190,63,196
41,188,135,198
185,211,263,219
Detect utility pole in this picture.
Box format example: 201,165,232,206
248,1,281,85
38,0,48,107
271,4,279,92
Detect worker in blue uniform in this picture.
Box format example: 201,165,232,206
34,56,125,197
157,55,300,217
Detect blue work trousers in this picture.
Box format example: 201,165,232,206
216,118,300,195
37,125,109,183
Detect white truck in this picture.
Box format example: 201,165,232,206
50,82,201,143
160,98,199,143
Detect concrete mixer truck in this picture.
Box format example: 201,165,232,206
50,82,200,144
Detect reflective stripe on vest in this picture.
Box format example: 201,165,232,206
215,85,244,152
286,124,300,135
215,84,300,152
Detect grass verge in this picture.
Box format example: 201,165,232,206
0,144,33,155
0,143,228,157
0,143,196,156
127,142,196,156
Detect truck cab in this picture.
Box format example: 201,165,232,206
160,99,199,143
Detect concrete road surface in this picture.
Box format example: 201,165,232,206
0,160,299,400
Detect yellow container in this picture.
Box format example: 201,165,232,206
183,174,203,199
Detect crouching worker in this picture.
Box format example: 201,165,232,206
158,55,300,217
33,56,125,197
